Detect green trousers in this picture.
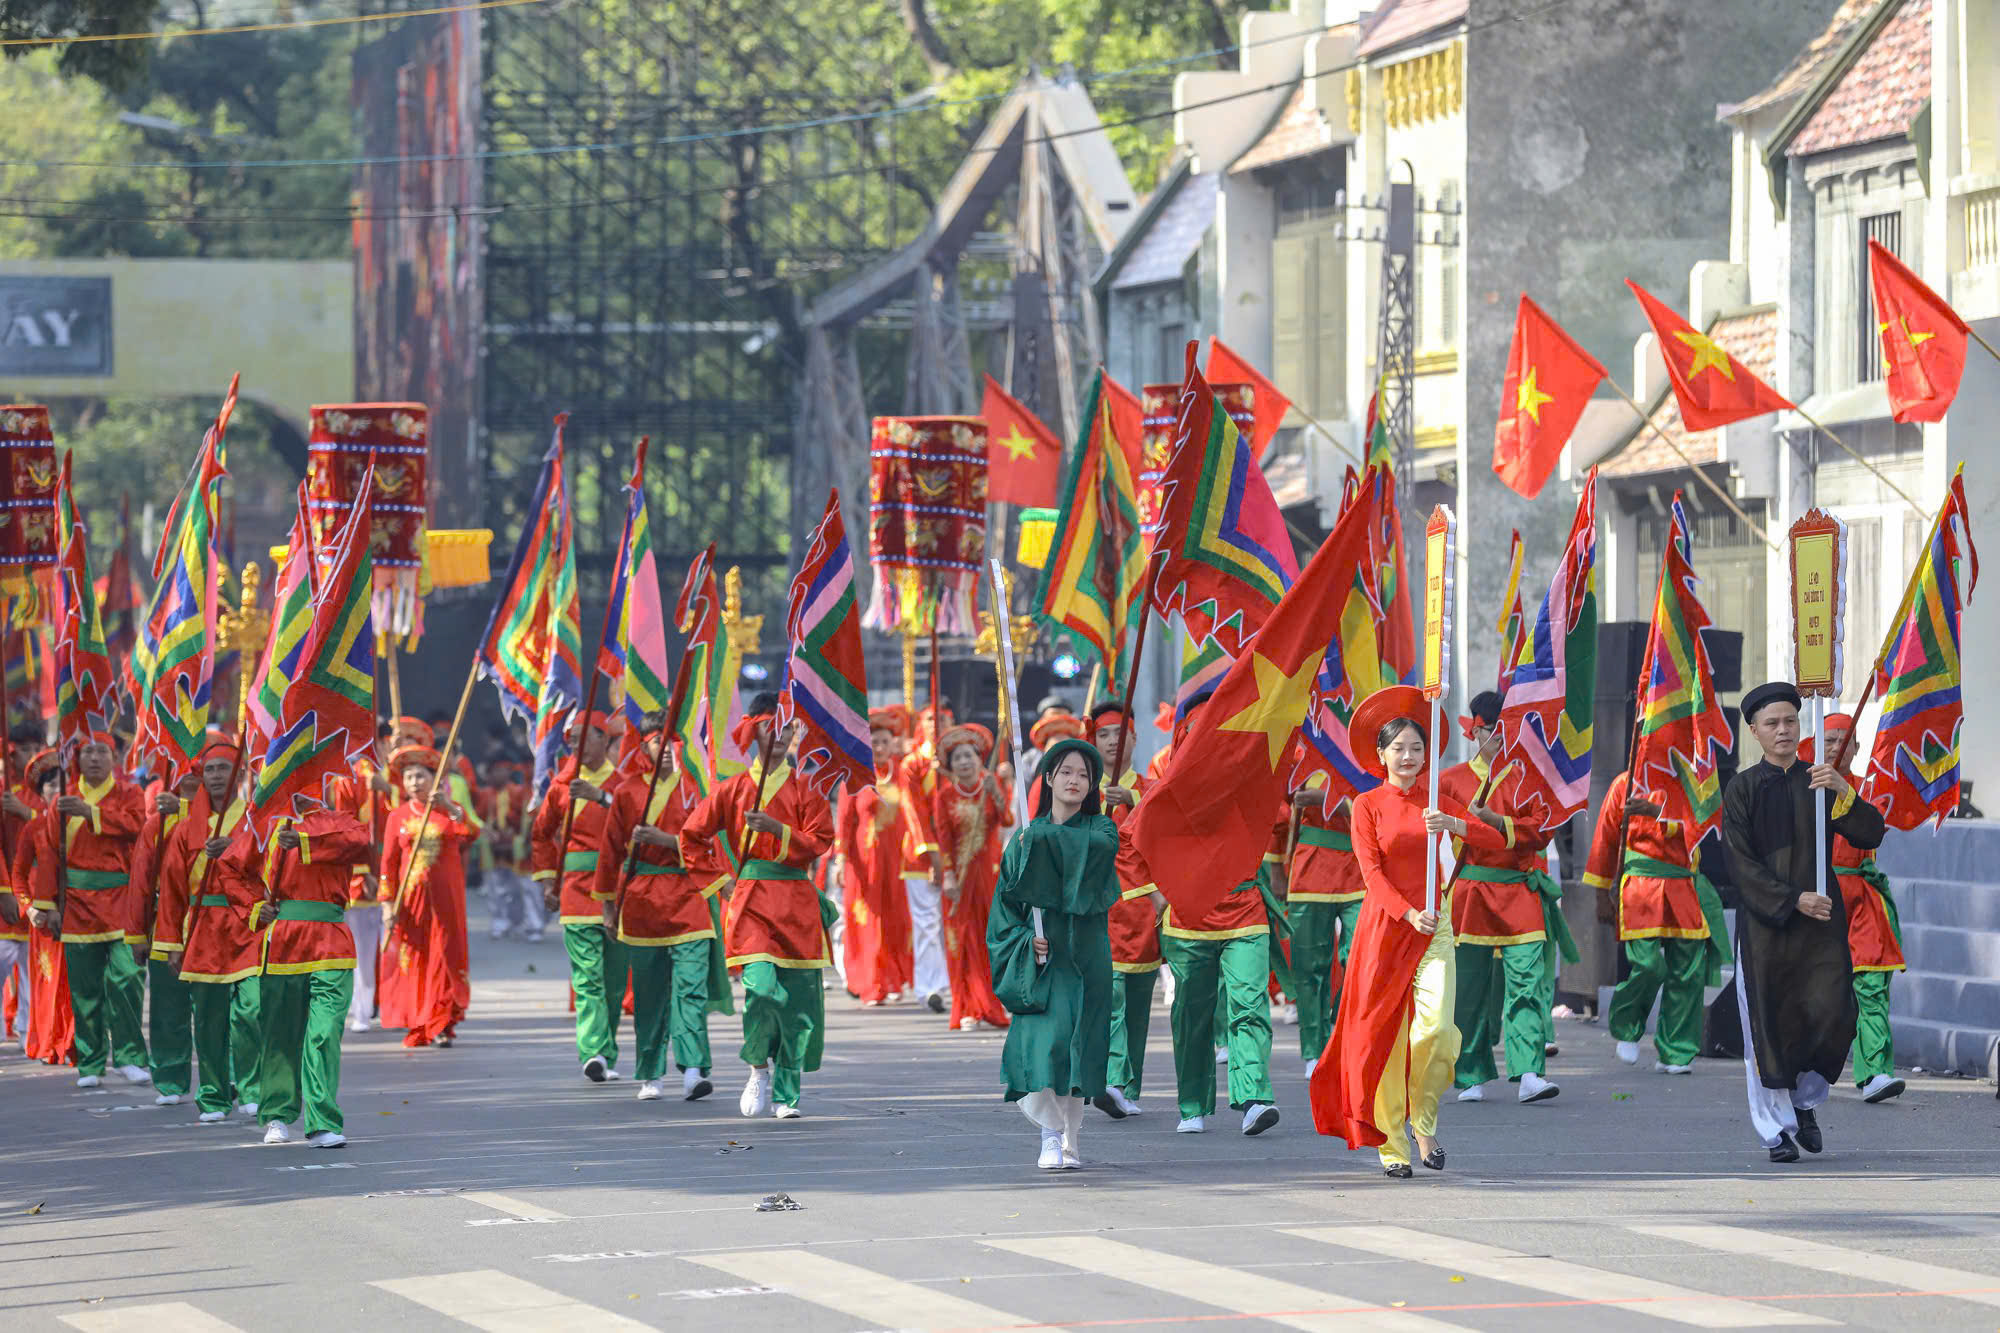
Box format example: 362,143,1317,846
1851,969,1896,1085
230,976,263,1105
1453,941,1548,1085
258,968,351,1134
1608,936,1706,1068
1287,899,1360,1061
1106,968,1157,1096
1163,932,1273,1118
739,961,824,1108
189,978,261,1113
146,958,194,1097
564,923,629,1069
626,939,712,1082
65,940,148,1076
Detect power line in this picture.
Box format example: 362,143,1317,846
0,0,550,48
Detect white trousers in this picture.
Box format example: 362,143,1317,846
0,938,29,1039
1018,1088,1085,1152
485,868,547,938
903,873,948,1000
346,905,382,1024
1735,936,1831,1148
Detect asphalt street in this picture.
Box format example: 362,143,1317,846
5,914,1999,1332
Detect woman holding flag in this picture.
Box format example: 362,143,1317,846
933,723,1011,1032
378,743,477,1050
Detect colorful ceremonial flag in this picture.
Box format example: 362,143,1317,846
1626,280,1792,431
1102,372,1146,479
778,490,872,795
1863,468,1979,828
599,439,673,758
1207,337,1292,459
1494,474,1599,827
1493,296,1608,498
1175,628,1233,722
248,484,318,749
673,545,746,795
247,470,377,843
1147,344,1300,657
1291,493,1396,806
1868,239,1970,425
1361,461,1416,683
1362,380,1394,469
981,375,1063,507
1133,490,1378,920
1495,529,1526,693
53,454,118,747
1628,493,1734,840
1036,368,1148,684
100,494,139,666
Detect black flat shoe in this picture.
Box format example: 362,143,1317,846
1384,1163,1413,1178
1422,1146,1447,1171
1769,1132,1800,1163
1794,1108,1822,1153
1091,1091,1129,1120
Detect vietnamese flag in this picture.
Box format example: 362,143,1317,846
1869,239,1970,424
1208,337,1293,459
1627,279,1792,431
981,374,1063,506
1492,295,1607,498
1131,489,1377,922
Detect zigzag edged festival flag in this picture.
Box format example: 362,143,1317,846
598,438,673,760
53,453,119,746
100,495,139,666
777,491,872,796
1148,343,1300,658
248,484,318,748
1495,529,1526,693
1291,486,1394,805
247,472,377,844
1036,367,1147,684
1628,492,1733,840
1174,627,1232,723
672,544,746,796
1494,472,1599,827
1863,466,1979,828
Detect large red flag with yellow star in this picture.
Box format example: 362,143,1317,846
1130,492,1376,921
1868,239,1969,424
1493,295,1606,498
1627,279,1791,431
981,374,1063,506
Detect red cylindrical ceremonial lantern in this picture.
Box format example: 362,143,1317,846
307,402,429,638
863,414,988,634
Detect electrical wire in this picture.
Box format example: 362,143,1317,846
0,0,550,48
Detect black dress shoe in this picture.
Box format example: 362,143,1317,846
1091,1091,1129,1120
1422,1146,1447,1171
1769,1132,1800,1163
1794,1107,1822,1153
1384,1162,1414,1178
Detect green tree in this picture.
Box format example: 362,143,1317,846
1,0,160,89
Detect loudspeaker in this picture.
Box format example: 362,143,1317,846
1592,622,1648,779
1702,627,1743,693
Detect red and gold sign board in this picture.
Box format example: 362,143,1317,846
1422,504,1457,702
0,406,58,602
1789,507,1848,698
308,402,429,636
1138,382,1256,536
865,415,988,635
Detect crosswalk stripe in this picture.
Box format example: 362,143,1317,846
459,1191,569,1222
684,1249,1034,1329
1286,1226,1832,1328
1631,1223,2000,1310
985,1233,1462,1332
371,1270,650,1330
59,1305,245,1333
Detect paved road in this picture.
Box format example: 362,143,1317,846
6,917,1999,1331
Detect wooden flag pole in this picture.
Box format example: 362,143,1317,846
988,558,1043,956
1104,553,1165,792
1606,381,1778,551
388,658,481,915
1970,327,2000,367
1791,405,1923,516
613,578,705,904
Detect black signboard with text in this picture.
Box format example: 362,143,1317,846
0,275,112,376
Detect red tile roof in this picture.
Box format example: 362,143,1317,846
1232,83,1337,173
1357,0,1467,57
1602,307,1779,478
1731,0,1881,116
1786,0,1930,156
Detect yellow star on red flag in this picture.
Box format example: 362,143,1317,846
1515,365,1554,423
1217,650,1321,769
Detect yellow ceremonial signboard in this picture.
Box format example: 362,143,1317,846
1422,504,1457,701
1788,508,1847,697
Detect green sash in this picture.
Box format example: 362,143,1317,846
65,868,128,891
1457,864,1579,966
1253,868,1292,940
631,859,682,877
562,850,599,874
1296,827,1352,852
1620,852,1690,880
1856,857,1903,945
274,900,343,924
197,894,230,909
739,859,809,882
1625,851,1729,984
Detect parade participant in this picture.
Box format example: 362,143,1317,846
1440,692,1566,1105
531,709,630,1082
1082,701,1159,1119
1280,743,1364,1076
933,722,1011,1032
139,761,203,1104
681,695,835,1119
896,704,954,1014
835,709,914,1005
595,712,726,1102
238,794,374,1147
483,761,544,943
28,733,150,1088
378,745,476,1049
164,738,264,1120
340,743,390,1033
989,738,1119,1170
1156,691,1282,1137
13,751,73,1064
0,727,50,1056
1722,683,1885,1162
1308,685,1508,1177
1812,713,1905,1104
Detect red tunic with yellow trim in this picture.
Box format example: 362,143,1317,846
1439,759,1554,947
934,775,1011,1028
1161,803,1289,943
132,802,188,952
1829,765,1904,972
895,747,943,877
531,759,621,925
1582,771,1707,942
834,766,914,1001
1104,768,1162,973
242,809,371,973
379,801,474,1042
1287,801,1364,904
11,794,74,1065
596,767,725,947
29,775,147,944
338,761,389,908
0,781,35,946
166,798,262,984
682,762,834,969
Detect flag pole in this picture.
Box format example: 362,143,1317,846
613,548,707,906
988,558,1042,953
1791,405,1923,516
1424,697,1442,917
1104,553,1163,791
1812,694,1829,903
1605,382,1778,551
1970,327,2000,368
387,658,480,915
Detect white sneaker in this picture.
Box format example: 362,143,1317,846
1457,1083,1486,1102
262,1121,292,1145
1214,1046,1228,1064
739,1066,772,1117
1861,1073,1906,1103
305,1130,346,1149
1037,1128,1064,1169
1544,1041,1560,1056
1061,1146,1082,1169
1518,1071,1560,1103
774,1103,802,1120
1107,1087,1141,1116
1655,1061,1692,1075
1176,1116,1206,1133
75,1074,101,1088
1275,1003,1298,1026
1615,1040,1640,1065
198,1110,227,1123
602,1065,622,1082
1304,1058,1317,1077
682,1067,713,1101
237,1102,259,1116
637,1080,665,1101
583,1056,609,1083
1241,1103,1280,1136
154,1092,182,1106
346,1018,370,1033
118,1064,151,1084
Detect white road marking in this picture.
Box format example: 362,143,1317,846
684,1249,1033,1329
371,1270,650,1331
60,1303,244,1332
1287,1226,1832,1328
985,1233,1461,1332
1632,1223,2000,1310
460,1191,569,1221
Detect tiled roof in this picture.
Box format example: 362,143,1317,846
1112,171,1218,291
1730,0,1880,116
1357,0,1467,58
1232,83,1336,174
1786,0,1929,156
1601,307,1779,478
